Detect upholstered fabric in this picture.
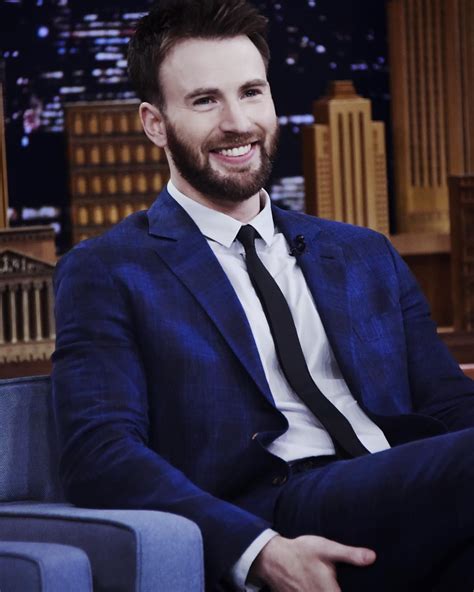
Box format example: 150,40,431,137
0,376,63,503
0,504,204,592
0,541,92,591
0,376,205,591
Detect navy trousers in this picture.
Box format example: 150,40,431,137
272,428,474,591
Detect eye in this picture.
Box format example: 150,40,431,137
243,88,263,98
193,96,215,106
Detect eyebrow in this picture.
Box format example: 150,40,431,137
184,78,268,102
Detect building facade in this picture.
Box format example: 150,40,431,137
449,175,474,331
388,0,474,233
303,80,389,234
66,101,169,244
0,250,55,365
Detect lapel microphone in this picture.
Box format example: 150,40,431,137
290,234,306,256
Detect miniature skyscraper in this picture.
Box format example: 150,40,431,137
388,0,474,233
303,81,389,234
66,101,170,245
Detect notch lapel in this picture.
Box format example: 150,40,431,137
147,190,274,404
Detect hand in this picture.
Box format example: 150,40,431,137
249,534,376,592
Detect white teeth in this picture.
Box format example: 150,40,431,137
217,144,252,157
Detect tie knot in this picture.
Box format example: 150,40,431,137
236,225,258,251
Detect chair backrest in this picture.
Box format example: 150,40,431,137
0,375,64,503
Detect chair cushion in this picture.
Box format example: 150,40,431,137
0,541,92,592
0,376,63,503
0,503,204,592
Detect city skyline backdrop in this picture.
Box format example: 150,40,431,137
0,0,391,250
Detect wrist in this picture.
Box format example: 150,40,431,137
249,535,287,585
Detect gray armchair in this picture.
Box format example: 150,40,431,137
0,375,204,591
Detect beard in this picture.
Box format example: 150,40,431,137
163,117,280,204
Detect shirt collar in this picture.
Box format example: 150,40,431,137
167,180,275,248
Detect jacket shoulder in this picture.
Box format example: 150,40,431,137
275,207,389,251
55,210,151,282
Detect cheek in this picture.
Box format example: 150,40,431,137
169,112,217,148
255,101,278,132
194,121,223,152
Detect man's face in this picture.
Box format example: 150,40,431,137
157,36,279,204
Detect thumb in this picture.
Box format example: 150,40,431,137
319,539,376,566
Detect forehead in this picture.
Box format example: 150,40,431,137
159,36,267,98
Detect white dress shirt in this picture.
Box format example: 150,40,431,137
167,181,390,589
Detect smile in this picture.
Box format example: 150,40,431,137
210,142,258,165
215,144,252,157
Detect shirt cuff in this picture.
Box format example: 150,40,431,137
230,528,279,591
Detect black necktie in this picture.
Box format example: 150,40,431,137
237,225,369,459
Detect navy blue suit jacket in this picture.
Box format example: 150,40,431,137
52,188,474,589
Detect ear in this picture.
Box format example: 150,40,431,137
139,102,167,148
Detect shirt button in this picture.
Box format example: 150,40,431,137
251,432,259,440
272,475,288,486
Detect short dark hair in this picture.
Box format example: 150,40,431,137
127,0,270,108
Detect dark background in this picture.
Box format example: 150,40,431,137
0,0,392,251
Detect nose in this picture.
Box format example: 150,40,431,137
219,100,252,134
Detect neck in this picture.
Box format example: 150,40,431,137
170,173,263,223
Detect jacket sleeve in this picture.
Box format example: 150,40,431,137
382,235,474,430
52,245,270,591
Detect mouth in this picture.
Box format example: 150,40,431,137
210,142,258,165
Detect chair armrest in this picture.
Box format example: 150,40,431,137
0,541,92,592
0,503,204,592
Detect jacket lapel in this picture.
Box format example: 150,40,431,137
147,190,274,404
272,207,364,404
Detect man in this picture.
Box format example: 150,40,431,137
52,1,474,590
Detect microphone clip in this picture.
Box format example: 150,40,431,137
290,234,306,256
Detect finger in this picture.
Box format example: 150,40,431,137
316,538,376,566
